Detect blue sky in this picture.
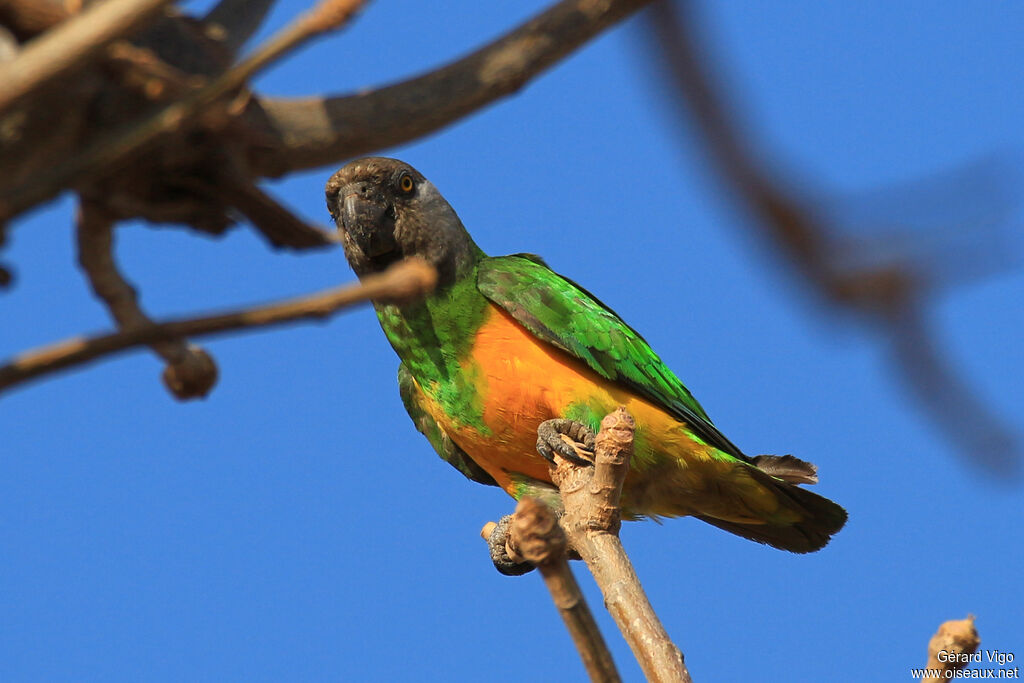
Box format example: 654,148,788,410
2,2,1022,681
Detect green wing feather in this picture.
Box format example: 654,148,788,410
398,363,498,486
477,255,747,461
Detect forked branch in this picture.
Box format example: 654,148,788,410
485,497,621,683
553,408,691,682
484,409,691,682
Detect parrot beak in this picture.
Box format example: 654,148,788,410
339,190,398,260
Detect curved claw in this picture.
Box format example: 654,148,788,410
487,515,535,576
536,418,596,467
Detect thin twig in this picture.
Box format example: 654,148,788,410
553,409,692,683
0,258,436,395
922,616,980,683
251,0,656,174
493,497,621,683
104,41,206,101
0,0,174,114
76,199,218,399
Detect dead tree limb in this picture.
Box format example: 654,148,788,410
0,258,435,395
922,616,980,683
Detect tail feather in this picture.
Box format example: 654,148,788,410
697,467,848,553
751,454,818,484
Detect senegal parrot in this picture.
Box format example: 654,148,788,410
326,157,847,555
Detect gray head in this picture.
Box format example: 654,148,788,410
326,157,478,284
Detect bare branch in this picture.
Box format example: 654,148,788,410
203,0,277,57
494,498,622,683
889,313,1018,475
645,0,1019,474
552,409,692,683
0,258,436,396
923,616,980,683
0,0,174,114
251,0,655,175
76,200,218,399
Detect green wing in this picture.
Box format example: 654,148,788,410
398,363,498,487
477,254,747,461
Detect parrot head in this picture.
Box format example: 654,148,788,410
326,157,478,283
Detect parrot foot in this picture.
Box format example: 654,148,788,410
486,514,535,576
536,418,596,467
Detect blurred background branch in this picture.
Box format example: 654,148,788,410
644,0,1020,476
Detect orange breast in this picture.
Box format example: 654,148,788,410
416,304,706,496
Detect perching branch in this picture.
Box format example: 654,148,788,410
251,0,655,174
76,199,218,399
551,408,692,683
0,258,436,395
922,616,980,683
484,497,621,683
0,0,173,114
479,409,688,679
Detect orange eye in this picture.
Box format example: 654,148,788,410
398,173,415,194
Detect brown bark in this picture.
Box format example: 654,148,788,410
0,0,80,39
0,0,173,113
76,200,218,400
0,0,368,226
552,409,692,683
502,497,621,683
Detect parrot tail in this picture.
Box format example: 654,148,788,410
695,468,848,553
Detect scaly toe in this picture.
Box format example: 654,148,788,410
536,418,596,467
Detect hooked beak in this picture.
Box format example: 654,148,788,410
340,190,398,259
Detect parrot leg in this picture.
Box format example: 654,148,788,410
536,418,596,467
486,514,535,576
